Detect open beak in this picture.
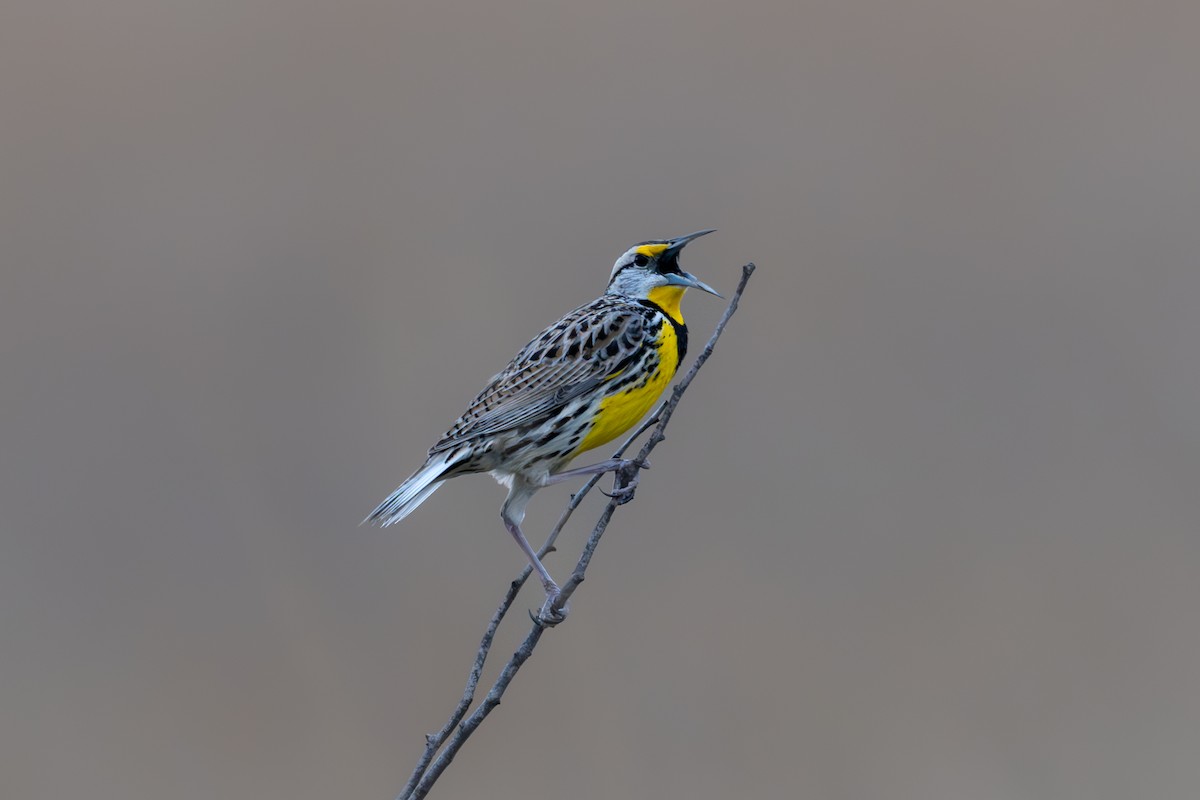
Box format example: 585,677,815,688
661,229,721,297
664,270,722,297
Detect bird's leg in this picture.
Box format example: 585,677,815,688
542,457,647,486
546,458,647,504
503,515,561,599
502,487,568,625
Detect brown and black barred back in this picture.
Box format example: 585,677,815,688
426,294,682,479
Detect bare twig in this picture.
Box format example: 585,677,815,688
395,406,666,800
397,263,756,800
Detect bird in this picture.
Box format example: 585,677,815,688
365,230,720,624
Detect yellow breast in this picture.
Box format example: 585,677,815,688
575,317,680,454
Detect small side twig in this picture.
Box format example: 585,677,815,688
397,263,756,800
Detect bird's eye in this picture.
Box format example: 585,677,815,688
633,254,650,267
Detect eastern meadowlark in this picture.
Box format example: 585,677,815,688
365,230,720,623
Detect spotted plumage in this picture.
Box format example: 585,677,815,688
366,230,720,624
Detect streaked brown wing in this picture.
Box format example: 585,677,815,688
429,299,647,452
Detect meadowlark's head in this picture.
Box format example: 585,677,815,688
606,229,721,301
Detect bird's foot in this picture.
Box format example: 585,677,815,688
600,459,646,505
530,593,570,627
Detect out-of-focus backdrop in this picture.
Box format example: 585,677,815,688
4,2,1199,798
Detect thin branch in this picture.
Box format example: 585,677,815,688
395,404,668,800
397,263,756,800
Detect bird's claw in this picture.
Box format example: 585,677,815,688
600,474,639,504
602,458,646,505
530,595,570,627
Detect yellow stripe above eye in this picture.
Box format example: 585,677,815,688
635,243,670,258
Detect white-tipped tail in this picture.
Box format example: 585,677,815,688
364,452,456,527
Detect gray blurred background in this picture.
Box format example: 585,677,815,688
3,2,1199,798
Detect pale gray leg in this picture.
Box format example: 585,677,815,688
501,484,567,624
542,457,645,486
544,458,646,505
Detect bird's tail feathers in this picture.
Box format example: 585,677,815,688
364,451,458,527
